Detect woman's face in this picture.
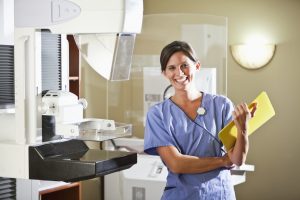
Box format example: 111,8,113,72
163,51,199,91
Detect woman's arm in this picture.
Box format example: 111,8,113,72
228,103,257,166
157,145,233,174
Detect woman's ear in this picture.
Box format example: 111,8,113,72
196,61,201,70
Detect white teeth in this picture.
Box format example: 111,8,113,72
176,76,187,83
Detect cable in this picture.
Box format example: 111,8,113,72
192,120,227,156
163,84,174,100
166,92,227,155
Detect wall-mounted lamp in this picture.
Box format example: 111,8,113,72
230,44,276,69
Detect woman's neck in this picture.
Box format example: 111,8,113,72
172,87,202,105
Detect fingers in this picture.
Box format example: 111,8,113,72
232,102,251,133
222,153,234,168
235,102,259,117
232,101,259,135
233,103,250,120
250,102,258,118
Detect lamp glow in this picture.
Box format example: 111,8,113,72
230,44,276,69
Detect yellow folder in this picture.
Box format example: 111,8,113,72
219,91,275,151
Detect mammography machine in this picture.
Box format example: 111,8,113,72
0,0,143,184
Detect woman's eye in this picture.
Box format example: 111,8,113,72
168,66,175,70
181,63,189,68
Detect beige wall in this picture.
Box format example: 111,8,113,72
81,0,300,199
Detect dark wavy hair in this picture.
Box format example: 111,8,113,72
160,41,198,72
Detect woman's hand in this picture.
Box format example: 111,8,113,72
222,153,234,169
228,102,257,166
232,102,257,134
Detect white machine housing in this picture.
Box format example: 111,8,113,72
15,0,143,80
0,0,143,179
42,91,84,122
42,90,86,138
15,0,143,34
41,90,117,139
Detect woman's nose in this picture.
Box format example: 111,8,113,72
176,66,185,76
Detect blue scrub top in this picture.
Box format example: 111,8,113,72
144,93,236,200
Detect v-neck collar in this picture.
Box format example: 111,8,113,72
168,92,206,122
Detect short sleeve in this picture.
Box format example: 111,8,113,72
144,105,179,155
223,97,235,128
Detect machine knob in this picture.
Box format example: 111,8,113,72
39,102,49,114
78,98,88,109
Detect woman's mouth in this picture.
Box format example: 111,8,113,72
175,76,188,83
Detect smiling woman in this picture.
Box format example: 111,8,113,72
144,40,257,200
